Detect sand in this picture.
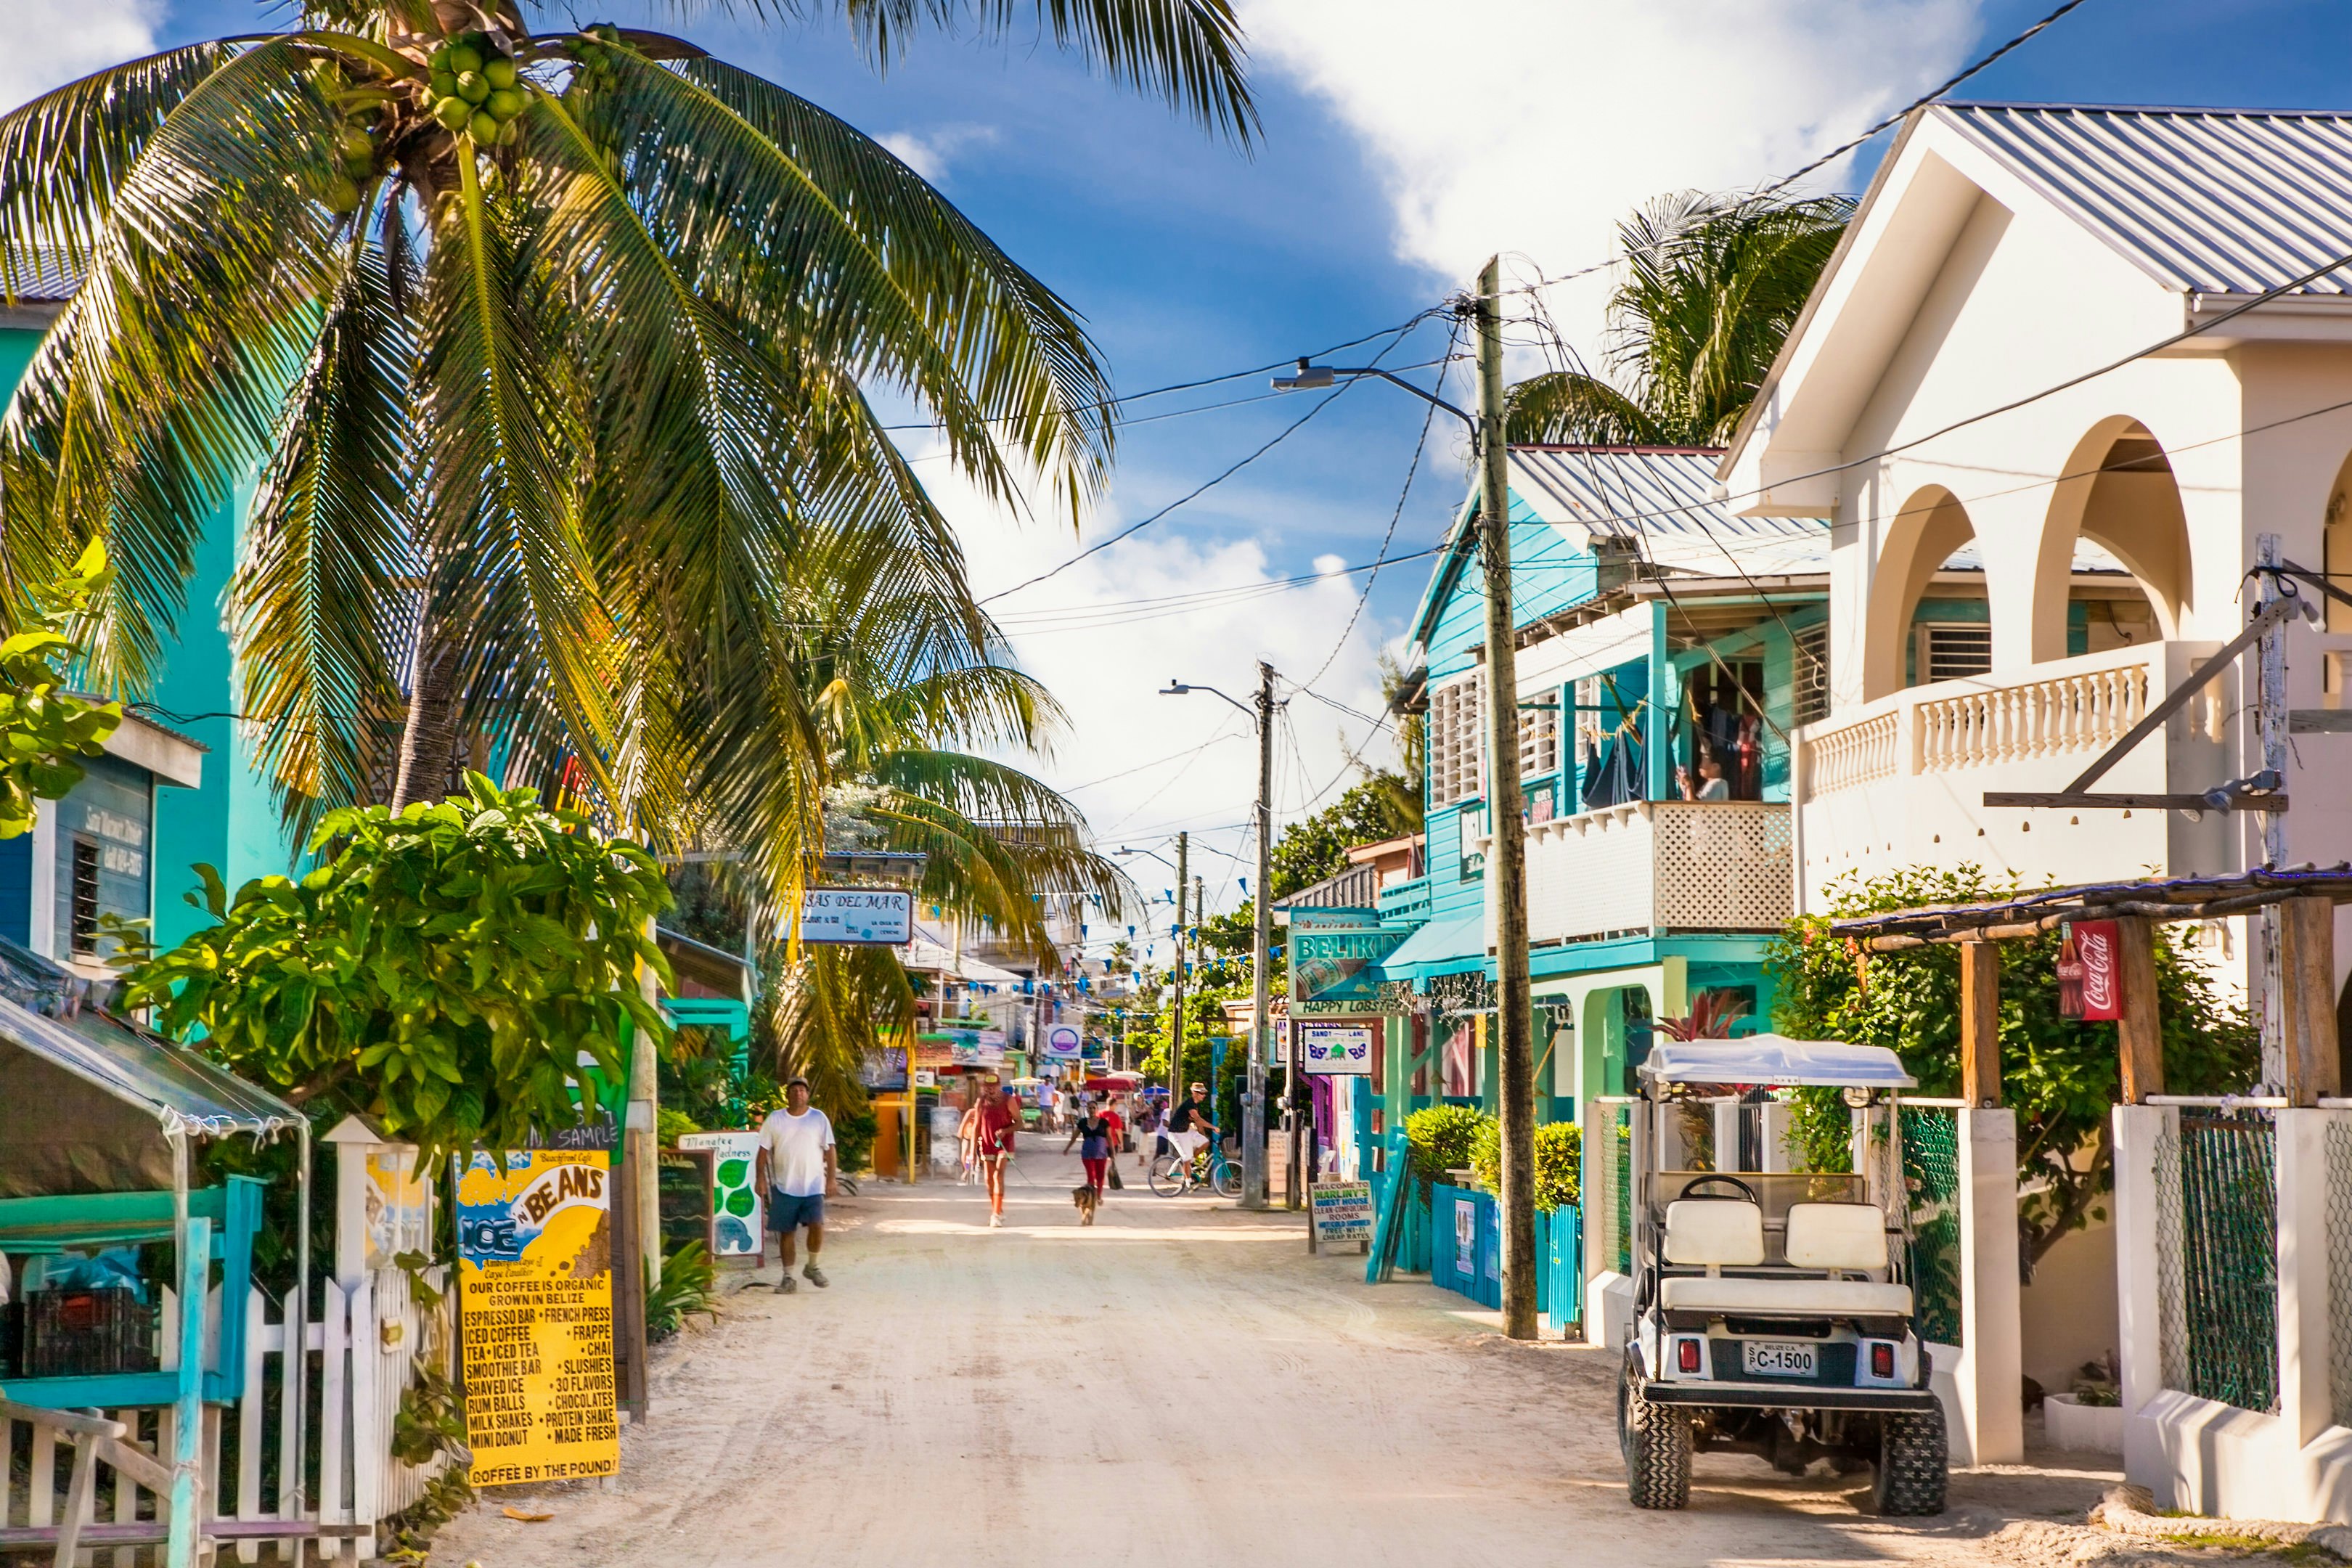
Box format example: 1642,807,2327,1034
430,1143,2135,1568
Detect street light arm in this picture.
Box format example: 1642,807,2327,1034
1161,680,1256,722
1270,359,1477,434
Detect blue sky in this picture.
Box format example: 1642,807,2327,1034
12,0,2352,950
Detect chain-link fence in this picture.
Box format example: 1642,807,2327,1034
2156,1110,2278,1413
2324,1117,2352,1430
1900,1105,1964,1349
1586,1098,1634,1278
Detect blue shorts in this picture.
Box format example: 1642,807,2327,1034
768,1189,825,1233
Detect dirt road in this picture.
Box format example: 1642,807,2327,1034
433,1144,2126,1567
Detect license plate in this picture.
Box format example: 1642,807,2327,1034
1741,1341,1818,1379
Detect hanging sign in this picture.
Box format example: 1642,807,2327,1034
457,1151,619,1487
2058,920,2123,1021
1299,1021,1376,1077
790,888,913,945
1042,1024,1084,1059
1289,910,1410,1017
674,1132,763,1257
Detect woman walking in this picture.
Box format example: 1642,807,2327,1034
1063,1096,1114,1201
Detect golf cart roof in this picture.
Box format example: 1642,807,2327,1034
1638,1034,1916,1089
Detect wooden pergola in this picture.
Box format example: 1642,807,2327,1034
1827,865,2352,1107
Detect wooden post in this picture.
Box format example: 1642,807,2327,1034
2281,896,2340,1105
2115,916,2165,1103
1960,940,2002,1108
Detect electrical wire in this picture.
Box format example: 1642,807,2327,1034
979,313,1442,604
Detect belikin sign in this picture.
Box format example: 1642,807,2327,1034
2057,919,2123,1021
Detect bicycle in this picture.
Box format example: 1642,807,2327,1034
1147,1138,1242,1199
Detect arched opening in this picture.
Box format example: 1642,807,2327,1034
1865,486,1978,700
2033,418,2190,663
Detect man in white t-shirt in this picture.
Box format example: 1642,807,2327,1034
755,1077,838,1295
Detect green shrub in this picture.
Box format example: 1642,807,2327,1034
657,1106,703,1146
1406,1103,1489,1188
1466,1119,1582,1211
646,1241,717,1342
831,1098,878,1173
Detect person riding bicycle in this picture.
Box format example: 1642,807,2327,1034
1164,1081,1218,1172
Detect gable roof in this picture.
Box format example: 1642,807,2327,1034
1406,446,1829,650
1935,103,2352,298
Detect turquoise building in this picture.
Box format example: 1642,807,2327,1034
2,271,303,966
1365,446,1830,1146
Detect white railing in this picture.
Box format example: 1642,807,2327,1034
0,1268,449,1564
1916,660,2149,772
1488,799,1792,946
1807,711,1900,793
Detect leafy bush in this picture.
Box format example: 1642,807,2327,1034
126,774,674,1161
1406,1103,1489,1188
833,1098,878,1173
645,1241,717,1342
1466,1119,1582,1211
1768,864,2258,1270
657,1107,703,1145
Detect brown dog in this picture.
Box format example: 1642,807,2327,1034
1071,1185,1101,1225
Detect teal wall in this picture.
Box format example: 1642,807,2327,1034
0,323,301,954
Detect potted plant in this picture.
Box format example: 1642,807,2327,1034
2043,1359,2123,1453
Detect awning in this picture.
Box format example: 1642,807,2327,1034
1638,1034,1915,1089
1376,912,1486,980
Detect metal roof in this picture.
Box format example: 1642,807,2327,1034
1638,1035,1916,1090
1935,103,2352,297
1507,446,1830,577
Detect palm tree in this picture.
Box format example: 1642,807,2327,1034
0,1,1256,849
1505,191,1851,449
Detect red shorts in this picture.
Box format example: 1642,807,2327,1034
1082,1157,1108,1191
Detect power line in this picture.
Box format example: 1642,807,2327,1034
979,314,1441,605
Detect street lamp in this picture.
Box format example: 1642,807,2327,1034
1163,664,1281,1212
1270,267,1541,1339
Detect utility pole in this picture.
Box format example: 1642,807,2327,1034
2256,533,2290,1085
1249,658,1277,1212
1167,833,1190,1108
1477,255,1538,1341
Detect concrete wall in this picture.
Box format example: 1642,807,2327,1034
2022,1216,2120,1395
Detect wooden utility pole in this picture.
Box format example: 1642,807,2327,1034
1254,660,1281,1213
1167,833,1190,1109
1475,256,1538,1342
2115,915,2165,1103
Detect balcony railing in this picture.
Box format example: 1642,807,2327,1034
1479,799,1793,948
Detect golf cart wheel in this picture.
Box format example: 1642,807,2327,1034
1619,1364,1692,1510
1871,1408,1948,1516
1211,1160,1242,1199
1146,1153,1185,1196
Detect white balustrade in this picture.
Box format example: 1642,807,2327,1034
1916,661,2149,772
1805,712,1899,793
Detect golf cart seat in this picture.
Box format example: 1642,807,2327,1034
1657,1197,1913,1316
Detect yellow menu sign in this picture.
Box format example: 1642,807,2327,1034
456,1151,619,1485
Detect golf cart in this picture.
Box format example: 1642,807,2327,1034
1616,1036,1948,1516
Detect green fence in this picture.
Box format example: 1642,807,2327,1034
2160,1111,2279,1413
1899,1106,1964,1349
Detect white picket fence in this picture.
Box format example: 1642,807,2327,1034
1,1265,451,1563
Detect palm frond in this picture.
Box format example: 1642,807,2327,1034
1501,371,1669,447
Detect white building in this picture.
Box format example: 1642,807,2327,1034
1723,102,2352,1020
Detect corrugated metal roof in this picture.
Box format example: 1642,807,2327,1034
1935,103,2352,296
3,251,81,303
1507,446,1830,577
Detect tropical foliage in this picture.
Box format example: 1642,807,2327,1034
0,540,121,837
1504,191,1851,448
124,775,674,1160
0,0,1251,893
1471,1117,1580,1211
1404,1102,1486,1188
1766,865,2259,1271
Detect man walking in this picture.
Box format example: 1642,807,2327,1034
756,1077,837,1294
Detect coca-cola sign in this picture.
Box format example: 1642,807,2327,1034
2059,920,2123,1021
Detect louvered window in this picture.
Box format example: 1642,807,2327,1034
1429,673,1486,807
1918,622,1993,685
1794,624,1831,725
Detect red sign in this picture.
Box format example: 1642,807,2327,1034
2059,920,2123,1021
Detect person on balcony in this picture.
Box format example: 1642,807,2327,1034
1678,751,1731,801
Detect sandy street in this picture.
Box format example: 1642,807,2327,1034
432,1145,2127,1568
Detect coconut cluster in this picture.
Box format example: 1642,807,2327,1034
427,32,526,147
312,59,377,213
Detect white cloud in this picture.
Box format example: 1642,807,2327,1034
875,123,999,184
0,0,160,113
1236,0,1982,353
907,444,1403,928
